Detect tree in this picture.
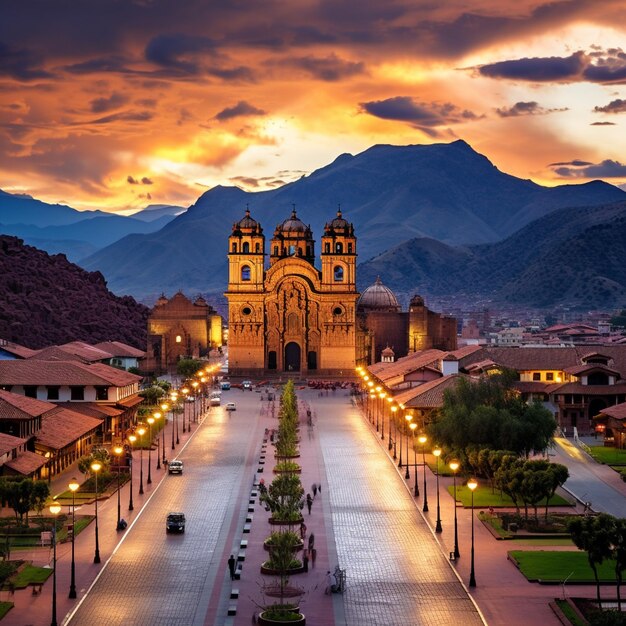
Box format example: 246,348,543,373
544,463,569,520
4,480,34,523
30,481,50,521
139,385,165,406
569,514,616,609
613,518,626,612
176,358,204,379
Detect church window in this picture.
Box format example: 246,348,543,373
289,245,296,255
268,351,277,370
243,242,250,253
274,246,278,256
335,242,343,253
255,243,260,253
241,265,251,281
242,306,252,316
333,306,343,316
232,242,237,253
324,243,330,253
348,242,353,253
334,266,344,282
175,335,182,343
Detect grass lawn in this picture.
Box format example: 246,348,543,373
587,446,626,466
0,602,13,619
512,538,574,546
510,550,618,583
554,599,587,626
448,485,570,508
9,564,52,589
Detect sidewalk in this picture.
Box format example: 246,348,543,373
0,401,205,626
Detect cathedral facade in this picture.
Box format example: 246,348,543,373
225,209,359,375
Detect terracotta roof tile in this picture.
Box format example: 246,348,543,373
0,389,53,418
94,341,145,358
0,339,36,358
598,403,626,421
4,450,47,475
27,346,88,362
36,408,101,450
0,432,27,456
58,341,114,362
56,402,121,418
393,374,466,409
369,349,445,384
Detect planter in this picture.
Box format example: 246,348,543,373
258,610,305,625
269,517,304,526
273,467,302,474
264,539,303,552
275,454,300,460
260,562,305,575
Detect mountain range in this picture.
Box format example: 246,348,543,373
78,140,625,299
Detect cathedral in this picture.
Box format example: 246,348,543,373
225,208,457,376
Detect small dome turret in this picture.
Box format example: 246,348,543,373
357,277,400,312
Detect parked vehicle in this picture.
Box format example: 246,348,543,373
225,402,236,411
221,381,231,390
166,512,186,533
242,380,252,390
168,460,184,475
210,397,221,406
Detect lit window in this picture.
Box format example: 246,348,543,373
335,242,343,253
546,372,554,381
175,335,182,343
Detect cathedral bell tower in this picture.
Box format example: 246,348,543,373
321,208,357,291
225,209,266,371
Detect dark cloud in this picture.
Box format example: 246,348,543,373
590,121,616,126
136,98,157,108
360,96,480,129
274,54,365,81
496,101,568,117
206,65,255,82
594,98,626,113
89,110,153,125
290,26,337,46
127,175,153,185
551,159,626,178
90,92,129,113
0,41,52,81
548,160,593,167
64,56,131,75
215,100,266,121
145,34,217,75
480,51,586,82
230,175,259,187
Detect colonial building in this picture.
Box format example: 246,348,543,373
226,209,359,375
145,292,223,373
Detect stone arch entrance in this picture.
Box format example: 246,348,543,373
284,342,301,372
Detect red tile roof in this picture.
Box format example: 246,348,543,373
58,341,114,362
369,349,445,385
94,341,145,358
0,339,36,358
393,374,466,409
563,364,621,377
36,408,101,450
27,346,88,362
0,360,141,386
598,403,626,421
4,450,47,475
0,432,27,456
0,389,53,419
56,402,121,418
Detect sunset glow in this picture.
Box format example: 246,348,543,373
1,0,625,212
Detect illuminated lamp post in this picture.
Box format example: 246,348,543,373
91,461,102,563
68,478,79,598
367,381,374,422
375,387,382,431
433,447,443,533
113,446,124,530
390,406,398,458
137,426,146,495
386,397,393,448
409,423,419,496
181,387,189,433
450,460,460,559
192,381,199,422
146,416,154,484
49,502,62,626
153,412,162,470
378,391,386,439
199,377,206,415
398,409,404,469
128,434,136,511
404,413,413,479
467,477,478,587
170,393,178,448
419,434,429,512
160,403,168,464
369,392,376,424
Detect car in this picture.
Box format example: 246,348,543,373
221,381,231,390
242,380,252,390
209,397,221,406
225,402,236,411
166,512,186,533
168,460,184,474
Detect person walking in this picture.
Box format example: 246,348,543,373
300,521,307,540
325,570,337,594
312,483,318,498
306,493,313,515
228,554,236,580
308,533,315,552
303,549,309,572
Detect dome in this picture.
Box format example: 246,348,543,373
234,208,260,230
357,277,401,312
155,293,168,307
381,346,395,357
279,209,308,233
329,208,349,230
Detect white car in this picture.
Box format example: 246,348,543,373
225,402,236,411
168,460,184,474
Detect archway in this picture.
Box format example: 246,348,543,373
284,342,301,372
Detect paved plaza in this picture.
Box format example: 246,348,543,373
6,383,622,626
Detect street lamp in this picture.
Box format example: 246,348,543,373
369,392,376,425
91,461,102,564
389,404,398,459
449,460,460,559
378,391,386,439
192,381,199,423
49,502,62,626
128,434,136,511
410,423,419,496
137,426,146,495
113,446,124,530
68,478,79,598
153,412,162,470
419,434,428,512
468,477,478,587
160,403,168,465
433,448,443,533
404,413,413,479
181,388,189,433
170,393,178,448
146,416,154,484
398,409,404,468
387,398,393,449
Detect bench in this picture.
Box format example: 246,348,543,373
230,588,239,599
239,539,248,549
243,524,251,533
250,489,258,497
246,514,253,523
257,467,263,473
228,603,237,616
237,550,246,561
235,564,243,580
248,506,254,513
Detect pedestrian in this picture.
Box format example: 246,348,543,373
228,554,236,580
306,493,313,515
312,483,318,498
311,547,317,566
300,521,307,540
308,533,315,552
303,550,309,572
325,570,337,594
318,482,322,494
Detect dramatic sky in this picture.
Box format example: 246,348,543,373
1,0,625,213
